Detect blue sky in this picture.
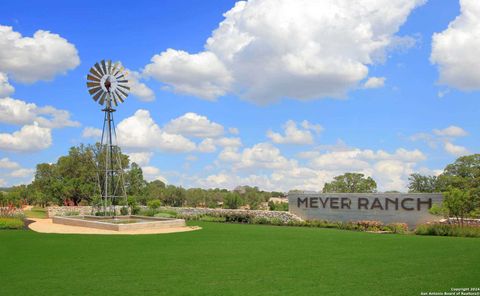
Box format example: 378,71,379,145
0,0,478,192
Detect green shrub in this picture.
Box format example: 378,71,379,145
386,223,409,234
252,217,270,225
120,206,129,215
140,209,157,217
415,224,480,238
199,215,226,222
0,217,24,229
147,200,161,210
154,212,175,218
268,201,289,211
64,211,80,216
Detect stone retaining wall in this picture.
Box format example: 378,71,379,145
439,218,480,227
47,206,93,217
160,206,303,224
46,206,303,223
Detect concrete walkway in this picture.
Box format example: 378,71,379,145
27,218,201,235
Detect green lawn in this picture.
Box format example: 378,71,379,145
24,207,48,219
1,222,479,296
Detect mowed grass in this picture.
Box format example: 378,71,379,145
24,207,48,219
1,222,479,296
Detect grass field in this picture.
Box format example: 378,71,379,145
1,222,479,296
23,207,48,219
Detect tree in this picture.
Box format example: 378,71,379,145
436,154,480,193
223,192,244,209
408,173,438,193
443,188,478,225
322,173,377,193
126,162,147,196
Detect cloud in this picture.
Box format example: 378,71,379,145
0,25,79,83
128,70,155,102
165,112,225,138
0,158,20,170
198,137,242,153
433,125,468,137
267,120,322,145
431,0,480,90
411,125,469,152
81,127,102,139
0,72,14,97
9,168,35,178
142,165,168,183
117,109,196,153
0,97,79,128
207,143,427,192
0,123,52,152
143,0,424,104
228,127,239,135
143,49,232,100
127,152,153,166
363,77,386,89
444,142,469,156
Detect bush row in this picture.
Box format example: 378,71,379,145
178,212,409,234
415,224,480,238
0,217,24,230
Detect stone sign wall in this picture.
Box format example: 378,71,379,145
288,193,443,227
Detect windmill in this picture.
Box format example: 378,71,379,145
86,60,130,216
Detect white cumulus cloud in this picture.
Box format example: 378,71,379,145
143,0,424,104
433,125,468,137
0,25,80,83
0,97,79,128
267,120,322,145
164,112,225,138
81,127,102,139
144,49,232,100
0,123,52,152
0,72,14,97
444,142,469,156
431,0,480,90
117,109,196,153
363,77,386,89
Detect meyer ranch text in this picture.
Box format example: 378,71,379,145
297,196,433,211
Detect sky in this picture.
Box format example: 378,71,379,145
0,0,479,192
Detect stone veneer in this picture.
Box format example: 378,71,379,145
46,206,303,223
161,206,303,223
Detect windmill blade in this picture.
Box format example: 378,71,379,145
94,63,104,76
92,90,103,102
115,74,125,80
88,86,102,95
87,74,100,82
87,82,100,88
113,89,125,102
112,96,118,106
117,87,129,98
113,66,124,77
99,92,108,105
89,67,102,79
118,84,130,91
111,62,120,76
101,60,108,76
107,60,112,75
117,80,128,83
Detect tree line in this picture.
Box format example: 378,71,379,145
0,144,284,210
0,144,478,219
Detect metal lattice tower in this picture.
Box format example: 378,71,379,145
86,60,130,216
